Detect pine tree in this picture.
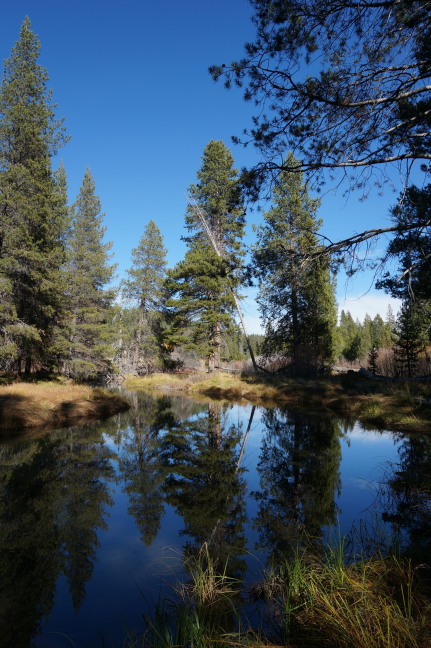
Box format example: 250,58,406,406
376,185,431,375
393,301,430,377
121,220,168,373
166,140,245,371
253,153,337,376
0,18,68,373
367,346,379,375
65,169,116,380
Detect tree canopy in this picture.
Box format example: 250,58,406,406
210,0,431,195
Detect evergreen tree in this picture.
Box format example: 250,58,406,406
386,305,397,333
393,301,430,377
253,153,337,375
367,346,379,375
166,140,245,371
376,185,431,375
361,314,373,358
65,169,116,380
121,220,167,373
253,408,342,557
0,18,68,373
371,313,392,349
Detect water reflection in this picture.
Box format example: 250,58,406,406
0,425,114,647
379,432,431,560
0,391,423,647
252,408,343,558
119,394,174,546
160,401,248,579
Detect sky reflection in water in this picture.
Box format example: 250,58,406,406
0,390,415,647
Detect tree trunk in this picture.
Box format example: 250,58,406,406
24,352,32,375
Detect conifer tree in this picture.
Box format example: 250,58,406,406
253,153,337,375
121,220,168,373
0,18,68,373
166,140,245,371
367,346,379,375
65,169,116,379
393,301,430,377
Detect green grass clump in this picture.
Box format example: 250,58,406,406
136,534,431,648
254,548,430,648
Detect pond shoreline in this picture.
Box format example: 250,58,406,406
125,371,431,434
0,381,130,434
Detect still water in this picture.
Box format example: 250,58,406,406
0,389,427,647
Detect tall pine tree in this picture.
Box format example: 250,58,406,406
253,153,337,376
120,220,168,373
0,18,68,373
65,169,116,380
166,140,246,371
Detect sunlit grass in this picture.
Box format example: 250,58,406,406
0,380,129,433
137,538,431,648
255,550,430,648
125,371,431,433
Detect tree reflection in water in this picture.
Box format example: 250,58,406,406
0,392,419,647
119,393,175,546
0,425,114,648
161,401,248,578
378,432,431,561
252,408,343,560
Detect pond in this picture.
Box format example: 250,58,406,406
0,389,429,647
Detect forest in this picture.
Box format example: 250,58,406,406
0,12,430,384
1,5,431,648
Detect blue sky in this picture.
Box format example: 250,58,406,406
1,0,404,331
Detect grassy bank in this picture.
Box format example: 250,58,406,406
125,371,431,433
0,381,130,434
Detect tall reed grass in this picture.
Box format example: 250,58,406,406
135,533,431,648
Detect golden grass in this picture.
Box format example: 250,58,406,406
0,381,129,434
125,372,431,433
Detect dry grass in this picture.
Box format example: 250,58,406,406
0,381,129,434
125,372,431,433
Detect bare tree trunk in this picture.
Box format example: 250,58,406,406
291,287,300,376
214,321,221,370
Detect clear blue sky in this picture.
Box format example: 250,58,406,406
1,0,404,331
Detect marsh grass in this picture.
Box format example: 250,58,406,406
177,543,241,609
0,381,129,433
138,530,431,648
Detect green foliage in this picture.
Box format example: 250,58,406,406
253,153,337,375
119,220,168,374
393,301,430,377
166,141,245,371
64,168,116,380
0,18,69,372
122,220,167,311
337,310,394,364
368,346,379,375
